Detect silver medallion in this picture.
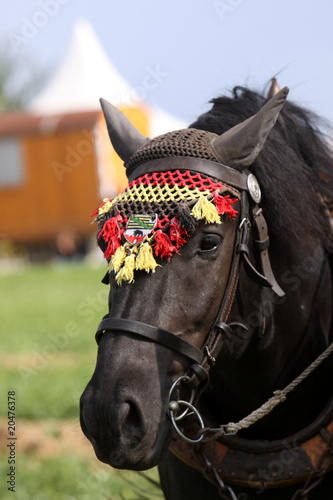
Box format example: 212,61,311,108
247,173,261,204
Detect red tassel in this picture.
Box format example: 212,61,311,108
153,230,178,260
104,239,120,260
101,213,125,259
169,216,189,248
213,193,238,220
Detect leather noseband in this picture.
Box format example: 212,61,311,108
96,317,204,366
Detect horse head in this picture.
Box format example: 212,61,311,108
79,88,297,472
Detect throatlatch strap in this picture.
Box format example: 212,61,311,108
95,317,204,365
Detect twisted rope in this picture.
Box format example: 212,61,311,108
222,341,333,435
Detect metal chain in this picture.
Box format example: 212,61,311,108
200,450,238,500
290,429,333,499
200,436,333,500
201,438,333,500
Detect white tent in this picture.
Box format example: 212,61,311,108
29,20,185,135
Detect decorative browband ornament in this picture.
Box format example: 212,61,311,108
93,168,238,285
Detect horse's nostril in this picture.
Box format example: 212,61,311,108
121,400,146,449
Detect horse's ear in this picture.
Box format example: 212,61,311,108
99,98,148,163
211,87,289,171
267,77,281,98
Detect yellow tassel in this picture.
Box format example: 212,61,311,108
98,198,114,215
135,242,159,273
191,196,221,224
115,253,136,285
109,245,127,273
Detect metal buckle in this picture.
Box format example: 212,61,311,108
205,346,216,366
238,217,250,230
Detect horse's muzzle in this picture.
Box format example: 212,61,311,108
80,390,155,468
80,323,190,470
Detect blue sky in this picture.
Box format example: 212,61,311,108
1,0,333,125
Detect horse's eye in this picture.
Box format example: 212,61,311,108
198,234,222,253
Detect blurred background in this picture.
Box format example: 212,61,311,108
0,1,332,498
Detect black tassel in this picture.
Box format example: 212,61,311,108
177,202,196,233
96,204,120,229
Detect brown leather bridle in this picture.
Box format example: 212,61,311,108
95,157,285,394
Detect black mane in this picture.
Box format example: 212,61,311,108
190,87,333,251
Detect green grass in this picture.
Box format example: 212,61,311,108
0,452,161,500
0,261,163,499
0,261,108,354
0,261,107,420
1,363,93,420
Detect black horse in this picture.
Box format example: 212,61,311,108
80,84,333,499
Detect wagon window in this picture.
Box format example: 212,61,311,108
0,137,24,187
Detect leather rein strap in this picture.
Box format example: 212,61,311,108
95,157,284,389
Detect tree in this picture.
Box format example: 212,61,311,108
0,41,48,113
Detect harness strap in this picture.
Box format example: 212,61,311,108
199,211,243,370
252,206,285,297
193,192,250,382
95,317,204,365
184,192,249,392
186,190,285,392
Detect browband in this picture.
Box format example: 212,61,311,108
127,157,248,192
